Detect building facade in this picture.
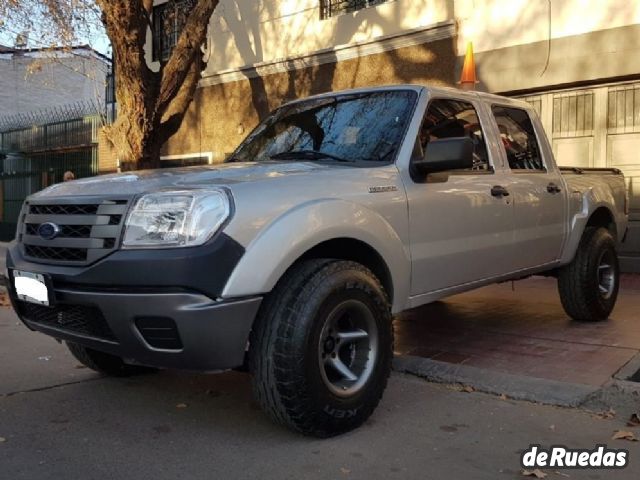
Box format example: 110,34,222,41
0,45,110,119
136,0,640,270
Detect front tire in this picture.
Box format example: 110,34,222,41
66,342,158,377
249,259,393,437
558,227,620,321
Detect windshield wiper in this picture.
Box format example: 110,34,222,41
270,150,351,163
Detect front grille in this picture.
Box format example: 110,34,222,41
26,224,92,238
18,198,129,265
30,204,99,216
17,301,117,341
25,245,87,262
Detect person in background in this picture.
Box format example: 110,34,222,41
63,171,75,182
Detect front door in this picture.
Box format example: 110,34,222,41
406,98,516,296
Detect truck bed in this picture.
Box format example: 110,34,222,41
559,166,623,175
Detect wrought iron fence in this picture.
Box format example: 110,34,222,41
0,100,104,133
0,116,103,153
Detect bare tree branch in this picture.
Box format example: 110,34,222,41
4,0,221,169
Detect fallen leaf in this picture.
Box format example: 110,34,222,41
462,385,475,393
521,469,547,478
612,430,638,441
627,413,640,427
0,437,6,443
549,424,555,431
554,471,570,478
593,408,616,420
499,394,508,401
175,403,188,409
340,467,351,475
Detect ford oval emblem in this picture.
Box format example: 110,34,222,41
37,222,61,240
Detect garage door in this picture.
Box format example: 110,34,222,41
520,84,640,272
607,84,640,271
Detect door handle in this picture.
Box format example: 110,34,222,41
547,182,562,194
491,185,510,197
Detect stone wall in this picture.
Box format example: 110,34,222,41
160,34,457,160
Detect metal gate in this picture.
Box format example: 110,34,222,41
0,105,102,241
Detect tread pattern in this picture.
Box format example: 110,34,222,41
249,259,393,437
558,227,619,322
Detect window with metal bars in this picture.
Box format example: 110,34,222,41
152,0,197,63
608,83,640,134
320,0,390,19
552,91,594,138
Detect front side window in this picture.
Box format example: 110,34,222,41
320,0,390,19
152,0,196,63
492,106,545,171
231,91,417,165
416,99,491,171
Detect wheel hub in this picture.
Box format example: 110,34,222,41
323,337,336,353
597,250,616,300
317,299,378,398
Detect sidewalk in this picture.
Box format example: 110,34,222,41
396,275,640,386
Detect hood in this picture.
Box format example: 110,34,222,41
31,161,336,198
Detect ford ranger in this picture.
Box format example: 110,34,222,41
6,85,629,437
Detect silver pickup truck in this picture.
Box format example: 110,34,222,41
6,85,628,437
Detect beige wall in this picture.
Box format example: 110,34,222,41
149,0,640,77
155,0,640,157
146,0,453,73
146,0,640,94
203,0,452,74
456,0,640,54
473,23,640,93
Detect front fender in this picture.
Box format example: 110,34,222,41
221,199,410,313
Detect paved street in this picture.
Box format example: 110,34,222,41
2,301,640,479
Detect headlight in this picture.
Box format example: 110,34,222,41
122,190,231,248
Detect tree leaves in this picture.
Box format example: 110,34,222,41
627,413,640,428
521,469,547,478
612,430,638,442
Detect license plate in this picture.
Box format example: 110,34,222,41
13,270,51,306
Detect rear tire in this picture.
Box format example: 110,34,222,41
558,227,620,322
249,259,393,437
66,342,158,377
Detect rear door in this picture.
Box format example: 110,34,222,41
490,105,567,269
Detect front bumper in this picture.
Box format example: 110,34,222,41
7,244,262,371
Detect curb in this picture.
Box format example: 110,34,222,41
393,355,600,408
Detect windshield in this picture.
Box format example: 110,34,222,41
230,90,417,164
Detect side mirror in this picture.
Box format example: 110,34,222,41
413,137,474,175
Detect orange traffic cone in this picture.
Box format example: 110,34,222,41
459,42,479,90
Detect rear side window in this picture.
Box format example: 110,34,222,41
492,106,544,171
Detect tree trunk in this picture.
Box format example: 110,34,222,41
97,0,219,170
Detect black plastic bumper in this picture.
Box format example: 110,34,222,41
6,240,263,371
